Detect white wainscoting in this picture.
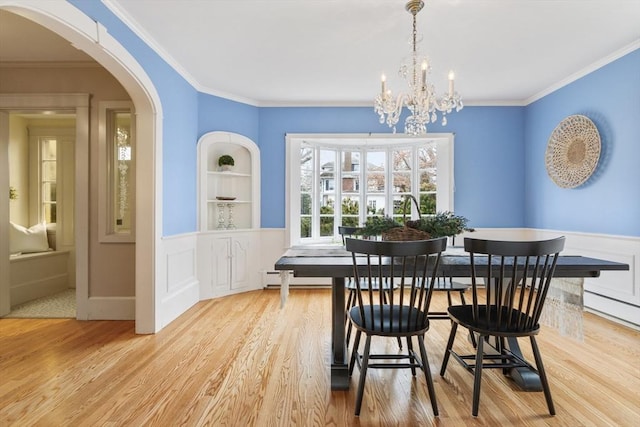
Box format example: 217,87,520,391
159,233,200,328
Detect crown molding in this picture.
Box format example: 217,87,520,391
525,39,640,105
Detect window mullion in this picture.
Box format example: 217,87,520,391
385,146,392,219
335,149,341,235
312,146,320,239
359,149,365,225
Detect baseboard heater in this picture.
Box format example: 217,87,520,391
262,271,331,289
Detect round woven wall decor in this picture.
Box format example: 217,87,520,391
545,115,601,188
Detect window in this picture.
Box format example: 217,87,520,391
28,126,75,229
40,138,57,224
286,134,454,245
98,101,135,242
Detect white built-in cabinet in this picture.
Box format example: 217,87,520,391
197,132,261,298
211,233,254,292
197,131,260,231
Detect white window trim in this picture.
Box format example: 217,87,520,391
285,133,455,247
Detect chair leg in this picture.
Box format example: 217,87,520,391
418,335,439,416
440,321,458,376
349,330,361,377
472,335,484,417
468,330,477,349
406,336,416,376
530,336,556,416
354,335,372,416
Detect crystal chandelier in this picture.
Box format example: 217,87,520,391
374,0,463,136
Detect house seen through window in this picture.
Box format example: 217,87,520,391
287,134,454,245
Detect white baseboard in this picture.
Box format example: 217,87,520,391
87,296,135,320
585,293,640,328
161,279,200,328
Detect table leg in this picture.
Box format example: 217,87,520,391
279,271,290,308
503,277,585,391
331,276,349,390
505,337,543,391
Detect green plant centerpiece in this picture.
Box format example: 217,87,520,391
358,210,473,243
359,216,402,237
411,211,474,238
218,154,235,171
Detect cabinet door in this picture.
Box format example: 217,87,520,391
230,236,250,290
212,237,231,291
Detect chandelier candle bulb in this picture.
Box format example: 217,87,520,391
381,74,386,95
421,61,427,86
448,71,455,96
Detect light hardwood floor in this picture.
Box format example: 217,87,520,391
1,288,639,426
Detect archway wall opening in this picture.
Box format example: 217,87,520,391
0,0,173,332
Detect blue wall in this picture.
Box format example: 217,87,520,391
70,0,201,236
197,93,259,141
524,50,640,236
68,1,639,238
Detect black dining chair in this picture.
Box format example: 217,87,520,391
338,226,401,348
439,236,565,417
345,237,447,416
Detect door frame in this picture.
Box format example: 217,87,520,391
0,96,88,318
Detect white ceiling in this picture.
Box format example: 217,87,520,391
2,1,639,107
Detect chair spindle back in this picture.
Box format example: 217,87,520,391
345,237,447,334
464,237,566,332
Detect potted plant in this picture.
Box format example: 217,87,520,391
218,154,235,171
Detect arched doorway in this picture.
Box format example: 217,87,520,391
0,1,161,333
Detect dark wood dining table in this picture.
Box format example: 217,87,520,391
274,245,629,391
